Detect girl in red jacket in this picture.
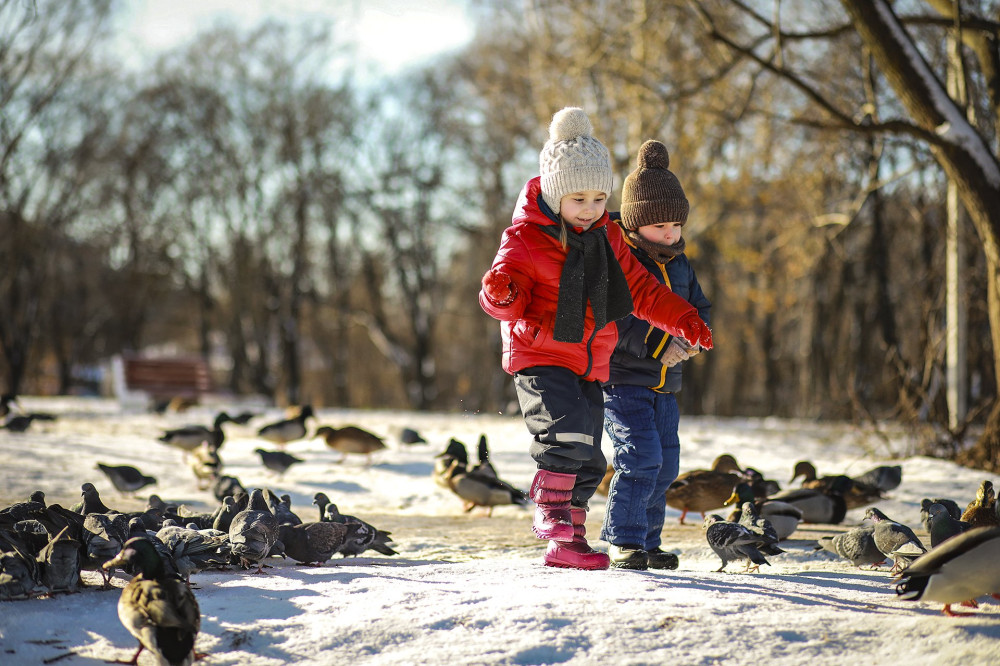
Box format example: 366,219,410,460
480,107,712,570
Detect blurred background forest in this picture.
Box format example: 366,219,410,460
3,0,1000,465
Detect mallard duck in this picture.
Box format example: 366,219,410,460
960,480,999,529
97,463,157,496
790,460,885,509
103,536,201,665
228,489,279,574
864,507,926,573
257,405,314,448
313,493,397,557
816,526,884,568
441,457,528,516
702,514,770,573
189,443,222,489
895,525,1000,616
314,425,387,464
1,414,36,433
665,454,742,525
769,476,851,524
724,482,803,540
158,412,232,454
0,392,21,419
254,448,304,477
433,438,469,489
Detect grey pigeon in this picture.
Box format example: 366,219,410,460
853,465,902,492
279,521,357,565
737,502,784,556
255,448,304,477
229,488,279,573
399,427,426,445
212,496,239,533
156,523,230,582
703,514,770,573
864,507,926,573
926,503,971,548
76,482,114,515
816,526,884,568
274,494,303,526
0,549,39,600
82,511,130,587
37,525,81,594
97,463,157,496
314,493,397,557
920,498,963,531
896,525,1000,616
212,474,246,502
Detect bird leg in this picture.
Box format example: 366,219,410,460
959,599,979,609
942,604,975,617
106,644,144,665
678,509,688,525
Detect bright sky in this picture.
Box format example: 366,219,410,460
113,0,475,74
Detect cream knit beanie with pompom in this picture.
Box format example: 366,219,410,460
538,107,614,214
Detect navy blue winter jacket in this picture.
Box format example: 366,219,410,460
603,217,711,393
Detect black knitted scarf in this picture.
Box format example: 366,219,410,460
540,221,634,343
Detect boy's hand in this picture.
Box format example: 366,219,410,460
674,312,713,350
660,339,691,368
482,269,518,306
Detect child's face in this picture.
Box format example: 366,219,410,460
559,190,607,229
637,221,683,246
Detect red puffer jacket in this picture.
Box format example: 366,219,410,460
480,177,698,382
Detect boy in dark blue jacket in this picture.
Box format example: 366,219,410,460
601,140,711,570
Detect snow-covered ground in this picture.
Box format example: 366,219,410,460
0,397,997,665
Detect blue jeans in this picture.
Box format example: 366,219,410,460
600,385,679,549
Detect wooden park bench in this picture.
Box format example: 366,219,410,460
111,354,213,407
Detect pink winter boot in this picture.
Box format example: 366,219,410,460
530,470,575,540
543,507,611,570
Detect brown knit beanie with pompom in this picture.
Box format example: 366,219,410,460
620,140,689,231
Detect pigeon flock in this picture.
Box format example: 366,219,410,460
2,397,1000,666
0,401,422,665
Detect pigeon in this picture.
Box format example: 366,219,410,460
228,489,280,573
895,526,1000,616
158,411,232,453
97,463,158,496
960,480,999,529
279,521,357,566
0,548,39,600
76,482,114,515
736,501,784,556
920,498,963,531
37,525,81,594
864,507,927,573
103,537,201,665
273,494,303,526
257,405,314,448
399,427,426,445
82,511,130,587
156,523,231,583
816,526,885,568
703,514,770,573
0,490,46,523
926,503,972,548
211,496,239,533
313,493,397,557
314,425,387,464
254,448,304,477
853,464,902,492
211,474,246,503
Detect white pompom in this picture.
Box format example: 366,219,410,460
549,107,593,142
